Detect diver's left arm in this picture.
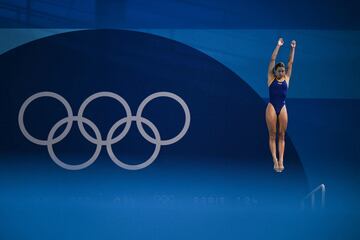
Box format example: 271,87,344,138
286,40,296,84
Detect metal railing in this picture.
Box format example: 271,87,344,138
301,184,326,209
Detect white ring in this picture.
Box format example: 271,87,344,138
106,116,161,170
77,92,132,145
136,92,191,145
47,116,102,170
18,92,73,146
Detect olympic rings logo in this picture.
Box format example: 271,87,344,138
18,91,191,170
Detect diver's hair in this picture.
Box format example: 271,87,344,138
273,62,285,73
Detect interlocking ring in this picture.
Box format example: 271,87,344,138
18,91,191,170
106,116,161,170
18,92,74,145
77,92,132,145
48,116,102,170
136,92,191,146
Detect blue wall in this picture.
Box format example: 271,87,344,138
0,1,359,239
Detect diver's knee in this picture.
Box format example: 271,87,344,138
269,131,276,141
278,131,286,141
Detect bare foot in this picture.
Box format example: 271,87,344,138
278,161,284,172
273,159,280,172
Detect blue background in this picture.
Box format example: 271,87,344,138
0,1,360,239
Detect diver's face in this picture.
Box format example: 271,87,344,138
275,67,286,78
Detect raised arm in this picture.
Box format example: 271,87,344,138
268,38,284,85
286,40,296,82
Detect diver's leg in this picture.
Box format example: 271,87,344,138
278,105,288,171
266,103,279,171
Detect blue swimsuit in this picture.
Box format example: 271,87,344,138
269,78,288,115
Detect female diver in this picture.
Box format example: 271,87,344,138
266,37,296,172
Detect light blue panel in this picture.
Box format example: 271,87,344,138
0,29,81,54
1,28,359,98
138,29,360,99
